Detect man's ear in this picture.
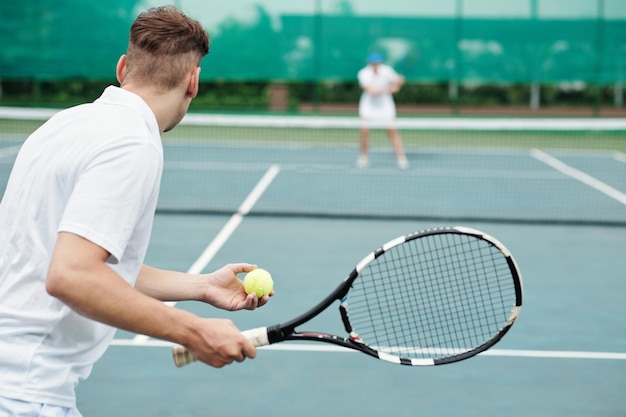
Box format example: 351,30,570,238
187,67,201,98
116,55,127,85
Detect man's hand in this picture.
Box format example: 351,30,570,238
184,317,257,368
202,263,274,311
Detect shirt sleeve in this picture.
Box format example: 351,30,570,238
58,141,162,263
386,66,400,84
358,68,369,88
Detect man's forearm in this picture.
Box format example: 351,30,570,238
135,264,206,302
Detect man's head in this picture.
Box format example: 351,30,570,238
117,6,209,132
125,6,209,90
122,6,209,91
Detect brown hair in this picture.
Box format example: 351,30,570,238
124,6,209,89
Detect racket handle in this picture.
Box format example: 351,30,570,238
172,344,196,367
241,327,270,346
172,326,270,367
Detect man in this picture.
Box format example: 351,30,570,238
357,52,409,169
0,6,272,416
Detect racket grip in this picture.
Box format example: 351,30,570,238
172,344,196,367
241,327,270,347
171,327,270,367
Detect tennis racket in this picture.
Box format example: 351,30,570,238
172,226,523,367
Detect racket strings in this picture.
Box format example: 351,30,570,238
347,233,517,360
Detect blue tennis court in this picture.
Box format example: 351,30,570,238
75,215,626,417
78,131,626,416
1,116,625,416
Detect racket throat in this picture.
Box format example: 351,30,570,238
339,297,361,342
266,324,288,344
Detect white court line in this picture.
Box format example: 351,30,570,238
182,164,281,276
614,151,626,163
531,149,626,206
131,164,281,344
110,339,626,361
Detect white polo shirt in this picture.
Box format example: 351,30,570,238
0,86,163,407
358,63,401,121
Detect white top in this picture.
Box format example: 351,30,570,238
357,63,401,121
0,86,163,407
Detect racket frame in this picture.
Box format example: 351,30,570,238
173,226,523,367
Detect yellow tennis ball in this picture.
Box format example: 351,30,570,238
243,268,273,298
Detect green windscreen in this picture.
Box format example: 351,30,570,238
1,1,624,84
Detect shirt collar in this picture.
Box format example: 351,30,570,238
95,86,160,139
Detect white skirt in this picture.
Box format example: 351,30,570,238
358,93,396,121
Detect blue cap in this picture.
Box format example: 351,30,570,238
367,52,383,63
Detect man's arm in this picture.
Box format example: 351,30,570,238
46,232,257,367
135,264,272,310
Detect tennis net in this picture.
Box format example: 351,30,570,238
1,107,625,226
